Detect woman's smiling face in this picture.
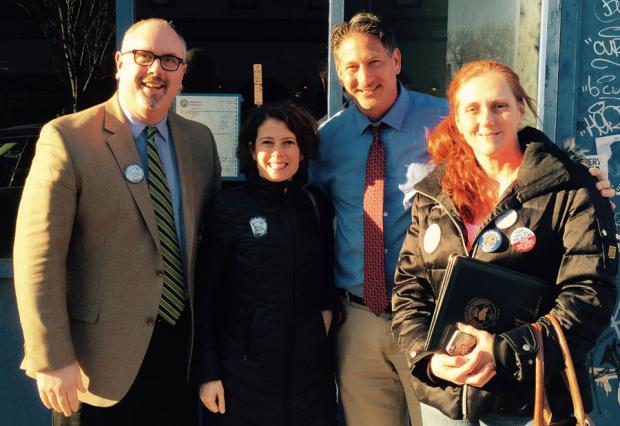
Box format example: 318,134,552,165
252,118,302,182
455,72,524,161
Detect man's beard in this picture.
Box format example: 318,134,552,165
137,76,167,110
138,91,165,110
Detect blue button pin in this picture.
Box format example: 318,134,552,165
478,229,502,253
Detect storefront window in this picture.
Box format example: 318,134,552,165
344,0,541,122
135,0,331,120
132,0,543,123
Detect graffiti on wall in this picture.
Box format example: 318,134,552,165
591,303,620,408
577,2,620,421
580,0,620,236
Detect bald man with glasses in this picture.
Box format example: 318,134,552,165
14,18,221,425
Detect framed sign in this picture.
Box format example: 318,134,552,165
174,93,242,180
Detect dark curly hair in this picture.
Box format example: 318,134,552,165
237,102,319,177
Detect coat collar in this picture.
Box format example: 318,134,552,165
514,127,571,203
104,94,160,246
103,94,197,261
245,172,303,198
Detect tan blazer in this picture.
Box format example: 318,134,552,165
13,94,221,406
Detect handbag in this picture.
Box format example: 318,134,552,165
531,313,594,426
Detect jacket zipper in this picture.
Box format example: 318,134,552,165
243,307,255,362
414,189,520,419
462,383,469,419
414,189,470,417
283,194,295,426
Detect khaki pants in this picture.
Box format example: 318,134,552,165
336,300,422,426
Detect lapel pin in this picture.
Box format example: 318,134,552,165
124,164,145,183
510,227,537,253
423,223,442,253
494,209,518,229
479,229,502,253
250,216,268,238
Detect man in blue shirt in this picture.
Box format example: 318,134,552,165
311,11,447,426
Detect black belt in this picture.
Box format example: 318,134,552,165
339,289,392,314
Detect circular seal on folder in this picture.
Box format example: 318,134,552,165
465,298,498,329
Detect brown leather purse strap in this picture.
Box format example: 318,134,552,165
543,314,588,425
533,314,592,426
532,322,552,425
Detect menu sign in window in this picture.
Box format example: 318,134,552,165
175,94,242,179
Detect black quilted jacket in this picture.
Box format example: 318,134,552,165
392,127,618,421
193,172,336,426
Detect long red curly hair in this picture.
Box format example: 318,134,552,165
428,60,537,222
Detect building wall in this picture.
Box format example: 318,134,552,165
557,2,620,421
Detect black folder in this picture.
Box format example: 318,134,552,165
424,254,555,353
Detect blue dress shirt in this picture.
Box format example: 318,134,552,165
310,83,447,297
120,104,187,275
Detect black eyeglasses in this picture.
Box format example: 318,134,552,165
121,49,184,71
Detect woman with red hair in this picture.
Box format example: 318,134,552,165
392,60,617,424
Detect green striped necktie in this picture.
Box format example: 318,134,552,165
146,126,185,325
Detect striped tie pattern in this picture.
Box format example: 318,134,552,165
146,127,185,325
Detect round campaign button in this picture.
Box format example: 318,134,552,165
510,227,536,253
494,209,518,229
478,229,502,253
423,223,441,253
124,164,145,183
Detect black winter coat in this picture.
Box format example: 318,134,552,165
193,174,337,426
392,127,618,421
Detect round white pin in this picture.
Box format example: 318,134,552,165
495,209,518,229
423,223,441,253
124,164,145,183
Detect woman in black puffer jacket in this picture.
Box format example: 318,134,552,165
193,103,337,426
392,60,617,425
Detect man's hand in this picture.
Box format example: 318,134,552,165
200,380,226,414
36,361,85,416
590,167,616,208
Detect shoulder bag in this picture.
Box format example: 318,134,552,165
531,313,594,426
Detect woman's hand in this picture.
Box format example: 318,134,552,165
429,351,471,385
429,323,496,388
457,323,496,387
199,380,226,414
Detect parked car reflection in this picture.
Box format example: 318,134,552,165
0,124,40,270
